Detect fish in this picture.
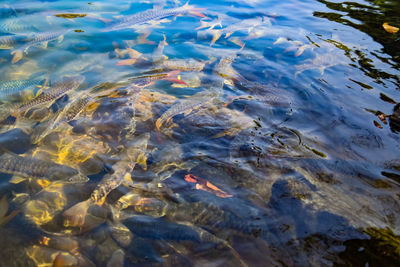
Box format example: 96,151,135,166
63,133,150,228
155,89,219,130
0,152,89,183
103,2,206,32
15,76,84,115
129,70,185,88
32,93,92,144
208,17,265,45
0,34,24,50
160,58,206,71
0,195,19,227
152,34,168,63
195,16,223,30
295,52,348,77
0,77,47,99
62,95,91,123
11,30,70,63
274,37,314,56
0,18,38,34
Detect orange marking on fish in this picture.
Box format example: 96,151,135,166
184,174,198,183
184,174,233,198
116,59,137,66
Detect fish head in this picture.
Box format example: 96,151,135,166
66,173,90,183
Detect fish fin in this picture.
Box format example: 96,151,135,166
0,195,8,218
155,118,163,131
136,153,148,170
0,210,19,227
273,37,287,45
0,45,13,50
195,20,208,30
225,32,233,38
63,199,92,227
210,30,222,45
122,173,134,187
188,8,207,18
58,34,64,43
9,175,26,184
116,59,137,66
11,50,23,64
295,46,306,57
167,77,186,85
162,34,168,45
39,41,48,49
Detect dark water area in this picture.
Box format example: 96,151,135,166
0,0,399,266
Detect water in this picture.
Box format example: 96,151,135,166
0,0,399,266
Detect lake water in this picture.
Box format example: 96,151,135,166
0,0,399,266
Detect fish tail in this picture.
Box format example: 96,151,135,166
210,29,222,45
63,199,92,228
189,8,207,18
182,2,207,18
166,70,186,85
155,117,164,131
162,34,168,46
225,32,233,38
195,20,208,30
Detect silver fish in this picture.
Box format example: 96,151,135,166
0,78,46,98
103,2,205,32
22,30,69,54
16,76,84,114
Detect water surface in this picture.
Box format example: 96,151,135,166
0,0,400,266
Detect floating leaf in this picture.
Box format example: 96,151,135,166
382,22,399,34
55,13,87,19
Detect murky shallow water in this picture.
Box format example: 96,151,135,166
0,0,399,266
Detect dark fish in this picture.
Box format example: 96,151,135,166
16,76,84,114
0,152,88,182
103,2,205,32
123,215,202,242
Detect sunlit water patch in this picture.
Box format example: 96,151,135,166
0,0,399,266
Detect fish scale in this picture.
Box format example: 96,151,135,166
22,30,68,53
0,78,46,98
104,3,202,31
64,95,91,122
16,76,84,113
0,18,37,33
0,153,79,180
0,35,20,49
